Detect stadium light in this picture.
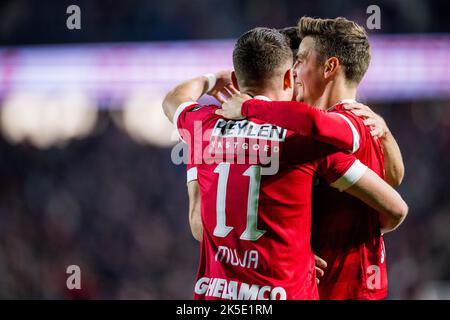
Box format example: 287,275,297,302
122,89,176,147
1,91,98,148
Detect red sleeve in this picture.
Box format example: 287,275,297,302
317,151,368,191
242,99,358,152
174,101,220,168
174,101,219,142
173,101,200,142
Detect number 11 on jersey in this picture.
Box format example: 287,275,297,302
213,163,266,241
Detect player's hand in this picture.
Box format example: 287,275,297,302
344,103,390,139
207,70,237,103
314,254,327,284
215,93,252,120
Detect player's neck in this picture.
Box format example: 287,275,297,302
243,87,290,102
314,79,357,110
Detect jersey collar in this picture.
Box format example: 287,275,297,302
327,98,357,111
253,95,272,101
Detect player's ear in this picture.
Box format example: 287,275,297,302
231,71,240,90
324,56,339,80
283,68,293,90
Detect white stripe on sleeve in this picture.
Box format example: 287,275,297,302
173,101,198,142
334,113,360,153
330,159,367,191
173,101,198,126
187,166,198,183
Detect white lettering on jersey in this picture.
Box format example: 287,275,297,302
194,277,287,300
212,119,287,141
215,246,259,269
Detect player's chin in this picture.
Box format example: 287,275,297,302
295,92,304,102
294,85,304,102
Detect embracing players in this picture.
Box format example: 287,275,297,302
218,17,405,299
162,25,407,299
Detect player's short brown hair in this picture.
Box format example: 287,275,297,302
233,27,293,88
298,16,371,85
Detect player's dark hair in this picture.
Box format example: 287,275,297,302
233,27,293,88
298,16,371,85
278,26,301,57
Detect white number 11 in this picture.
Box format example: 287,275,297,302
213,163,266,241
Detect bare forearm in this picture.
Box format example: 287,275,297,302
162,76,209,123
381,131,404,187
345,168,408,233
187,181,203,241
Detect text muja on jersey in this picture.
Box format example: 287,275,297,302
212,119,287,141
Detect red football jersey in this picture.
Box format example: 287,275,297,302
175,97,367,300
312,102,387,300
242,98,388,299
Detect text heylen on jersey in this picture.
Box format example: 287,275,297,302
177,119,286,175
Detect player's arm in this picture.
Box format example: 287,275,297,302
328,158,408,233
217,95,357,152
344,168,408,233
162,70,233,123
344,103,405,187
380,132,404,187
187,180,202,242
187,165,202,241
164,72,233,241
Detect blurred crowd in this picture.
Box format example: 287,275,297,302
0,113,198,299
0,100,449,299
1,0,449,45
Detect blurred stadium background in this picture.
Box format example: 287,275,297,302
0,0,449,299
